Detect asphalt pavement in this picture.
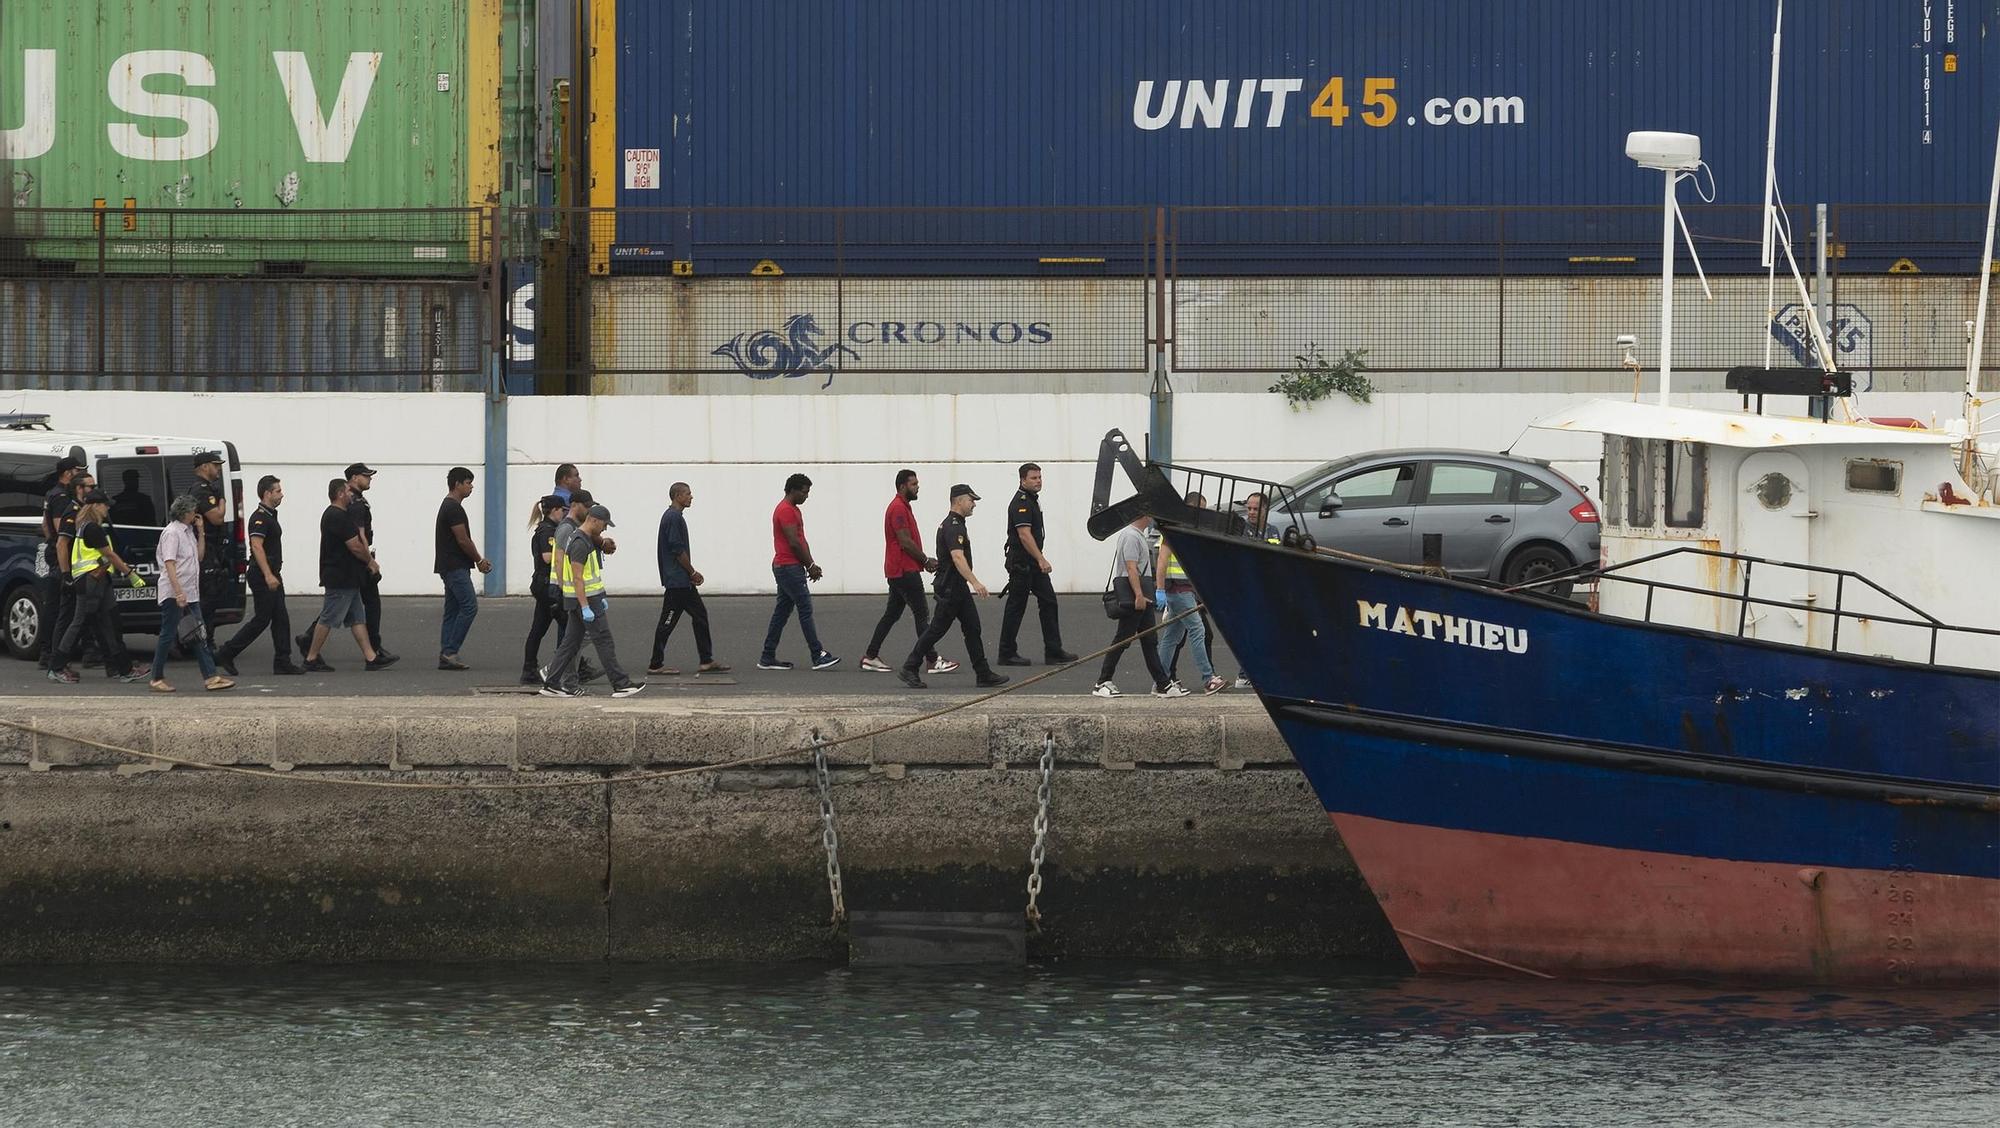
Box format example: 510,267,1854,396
8,592,1246,698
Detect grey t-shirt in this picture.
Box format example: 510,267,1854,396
1111,525,1154,585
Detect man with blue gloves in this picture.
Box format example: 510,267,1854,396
540,500,644,699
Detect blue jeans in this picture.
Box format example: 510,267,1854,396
439,568,478,656
761,564,825,662
151,600,218,682
1156,589,1214,682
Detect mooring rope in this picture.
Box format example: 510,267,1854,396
0,603,1210,792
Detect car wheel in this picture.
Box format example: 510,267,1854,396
4,584,43,660
1501,543,1575,598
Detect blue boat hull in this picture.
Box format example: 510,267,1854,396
1164,528,2000,985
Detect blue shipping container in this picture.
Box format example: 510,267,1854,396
604,0,1994,260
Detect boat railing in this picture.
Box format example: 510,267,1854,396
1517,546,2000,664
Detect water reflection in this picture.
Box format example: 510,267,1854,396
1,963,1994,1126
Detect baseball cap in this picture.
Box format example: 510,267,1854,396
540,493,567,512
950,484,980,500
55,456,81,473
82,491,109,505
343,462,376,478
570,489,595,508
587,504,615,527
192,450,224,466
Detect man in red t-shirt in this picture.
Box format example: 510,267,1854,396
759,473,839,670
860,469,960,674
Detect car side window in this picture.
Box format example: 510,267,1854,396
1422,462,1512,505
1514,475,1559,505
1323,463,1416,511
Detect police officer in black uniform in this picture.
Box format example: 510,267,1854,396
898,484,1009,690
996,462,1078,666
37,456,81,670
189,450,229,648
216,475,301,677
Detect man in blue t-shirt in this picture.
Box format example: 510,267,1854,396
649,482,727,675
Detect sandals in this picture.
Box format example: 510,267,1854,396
204,675,236,692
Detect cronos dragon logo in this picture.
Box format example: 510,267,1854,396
711,314,857,389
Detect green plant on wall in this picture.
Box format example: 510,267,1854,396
1269,345,1372,410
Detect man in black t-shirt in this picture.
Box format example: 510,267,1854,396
37,456,81,670
340,461,395,662
899,485,1008,690
432,466,490,670
300,478,396,673
216,475,300,677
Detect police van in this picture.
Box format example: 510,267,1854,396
0,413,248,659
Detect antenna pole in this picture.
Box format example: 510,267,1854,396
1760,0,1783,269
1659,169,1677,404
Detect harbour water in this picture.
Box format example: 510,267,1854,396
2,962,1994,1126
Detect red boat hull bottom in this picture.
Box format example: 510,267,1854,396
1332,814,2000,986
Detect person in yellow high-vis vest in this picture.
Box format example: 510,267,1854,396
541,501,643,698
1154,491,1223,695
46,491,143,684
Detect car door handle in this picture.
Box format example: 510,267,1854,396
1484,515,1512,524
1382,517,1409,526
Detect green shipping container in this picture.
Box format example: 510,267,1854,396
2,0,500,271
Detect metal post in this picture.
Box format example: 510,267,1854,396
1814,203,1830,344
482,209,508,595
1657,170,1676,405
1149,207,1173,464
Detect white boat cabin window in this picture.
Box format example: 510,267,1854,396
1624,438,1657,528
1665,441,1706,528
1844,459,1901,495
1600,438,1625,525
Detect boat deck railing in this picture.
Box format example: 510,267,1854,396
1520,546,2000,665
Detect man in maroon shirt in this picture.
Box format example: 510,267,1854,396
860,469,960,674
758,473,839,670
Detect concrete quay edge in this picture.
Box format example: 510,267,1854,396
0,694,1295,773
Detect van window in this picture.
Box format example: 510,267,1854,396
98,458,169,528
1665,442,1706,528
0,453,62,518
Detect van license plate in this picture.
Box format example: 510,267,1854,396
114,587,153,603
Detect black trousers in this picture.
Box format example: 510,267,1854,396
650,587,714,667
37,570,65,668
997,564,1064,658
52,573,132,676
1098,606,1167,691
220,582,292,663
361,572,385,652
866,571,934,661
1166,607,1215,682
523,587,566,671
905,589,989,676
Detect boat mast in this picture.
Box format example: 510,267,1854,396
1967,119,1999,479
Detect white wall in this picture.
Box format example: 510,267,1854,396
11,387,1968,595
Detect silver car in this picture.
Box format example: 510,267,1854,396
1267,449,1600,589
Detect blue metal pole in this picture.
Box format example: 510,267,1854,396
482,355,508,596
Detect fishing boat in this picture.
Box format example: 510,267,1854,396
1090,7,1999,986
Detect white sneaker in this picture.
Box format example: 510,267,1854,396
928,656,961,674
1153,681,1192,699
611,683,646,698
1090,681,1121,698
859,656,893,673
1232,676,1252,690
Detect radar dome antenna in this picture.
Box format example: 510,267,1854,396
1625,131,1713,405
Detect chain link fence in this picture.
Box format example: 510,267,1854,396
1,203,1992,393
0,208,493,392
